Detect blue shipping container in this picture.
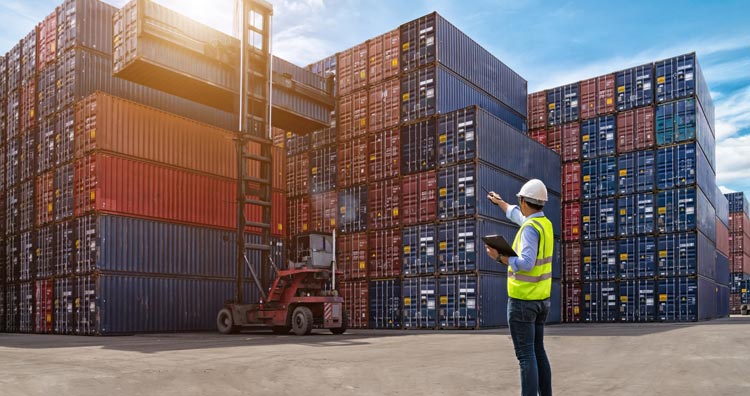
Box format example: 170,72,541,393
399,13,527,118
437,106,561,193
310,146,337,194
402,225,437,276
656,143,714,208
725,192,750,218
658,276,716,322
655,97,715,170
438,272,511,328
657,231,716,279
581,199,616,241
715,252,729,286
400,65,525,131
402,276,438,329
436,162,562,235
619,279,657,322
714,186,729,227
618,236,657,279
54,277,75,334
617,150,655,194
369,279,402,329
618,193,655,236
4,283,19,332
547,83,579,126
338,185,368,234
616,63,653,111
401,118,437,175
657,187,716,242
584,281,619,322
582,157,617,199
729,273,747,294
580,118,598,160
654,53,715,128
716,284,729,318
596,115,616,157
582,240,618,281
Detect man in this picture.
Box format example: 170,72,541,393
485,179,553,396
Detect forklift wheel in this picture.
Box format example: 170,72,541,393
291,306,313,335
330,310,348,335
217,308,238,334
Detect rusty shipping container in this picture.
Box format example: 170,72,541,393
368,29,400,85
338,280,368,328
337,136,368,188
617,107,655,153
368,78,400,133
310,191,337,233
286,153,309,198
401,171,437,226
337,42,368,96
338,90,368,141
368,228,401,278
368,178,400,229
337,232,368,280
528,91,546,130
286,196,310,236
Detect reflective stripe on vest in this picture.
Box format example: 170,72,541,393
508,215,554,300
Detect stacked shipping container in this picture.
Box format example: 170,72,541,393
726,192,750,313
0,0,302,334
529,53,729,322
293,12,563,330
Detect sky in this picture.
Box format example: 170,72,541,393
2,0,749,194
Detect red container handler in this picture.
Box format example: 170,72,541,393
528,129,547,146
367,29,399,85
337,42,368,96
368,78,400,133
338,90,368,141
36,170,54,226
337,232,368,280
368,228,401,278
310,191,337,233
528,91,547,130
617,107,654,153
562,162,581,202
35,279,53,334
338,280,369,329
563,202,581,241
286,153,309,198
401,171,437,226
368,178,401,229
561,122,580,162
287,196,310,236
563,243,582,282
563,282,583,323
368,128,400,181
579,78,597,120
337,136,368,188
597,74,616,115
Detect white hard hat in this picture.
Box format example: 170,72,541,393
516,179,548,205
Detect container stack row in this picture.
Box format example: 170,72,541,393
289,12,563,330
528,53,729,322
0,0,289,335
725,192,750,313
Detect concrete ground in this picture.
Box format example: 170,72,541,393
1,318,749,396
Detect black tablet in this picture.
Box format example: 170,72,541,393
481,235,517,256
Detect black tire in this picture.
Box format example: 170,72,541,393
330,310,348,335
291,306,313,336
217,308,238,334
272,326,291,334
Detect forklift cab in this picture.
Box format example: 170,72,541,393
288,232,334,269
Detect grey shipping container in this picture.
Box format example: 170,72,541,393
437,106,560,192
57,0,117,55
400,65,526,132
400,13,527,118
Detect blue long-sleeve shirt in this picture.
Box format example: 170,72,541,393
504,205,545,273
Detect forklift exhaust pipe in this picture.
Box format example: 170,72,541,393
332,229,337,292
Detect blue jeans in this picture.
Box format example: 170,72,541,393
507,297,552,396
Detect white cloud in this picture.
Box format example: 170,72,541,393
716,134,750,186
719,186,736,194
714,87,750,142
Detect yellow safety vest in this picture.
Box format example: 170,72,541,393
508,215,553,300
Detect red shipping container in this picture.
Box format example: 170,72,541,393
338,136,368,187
528,91,547,130
35,279,53,333
717,218,730,256
562,162,581,202
337,232,368,280
561,122,580,162
563,243,582,282
729,232,750,255
20,80,36,131
36,170,54,226
271,146,286,191
730,253,750,275
368,179,400,229
401,171,437,226
310,191,337,233
286,153,309,198
74,92,258,180
368,29,399,85
618,107,655,153
547,126,561,153
339,280,369,328
563,202,581,241
368,228,401,278
338,90,368,141
287,196,310,236
73,153,280,233
529,129,547,146
272,127,285,148
272,190,286,237
579,78,597,120
37,12,56,70
368,78,400,133
368,128,400,181
337,42,368,96
729,212,750,236
597,74,616,115
563,282,582,323
730,294,741,314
